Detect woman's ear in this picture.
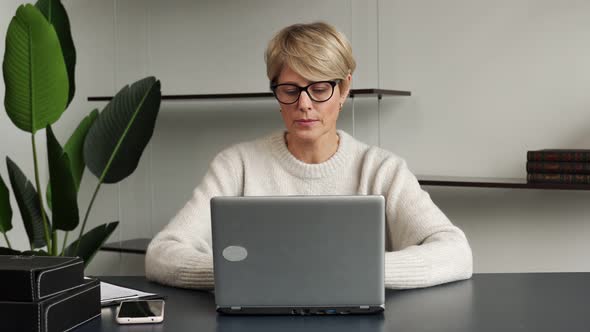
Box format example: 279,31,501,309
340,73,352,103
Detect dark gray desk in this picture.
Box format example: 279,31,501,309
77,273,590,332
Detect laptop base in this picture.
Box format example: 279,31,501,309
217,305,384,315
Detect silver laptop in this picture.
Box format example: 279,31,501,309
211,195,385,315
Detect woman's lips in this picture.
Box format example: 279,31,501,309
295,119,318,127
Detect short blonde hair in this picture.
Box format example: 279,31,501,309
265,22,356,91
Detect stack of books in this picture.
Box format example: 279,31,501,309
527,149,590,184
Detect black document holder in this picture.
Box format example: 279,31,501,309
0,255,84,302
0,255,101,331
0,278,101,332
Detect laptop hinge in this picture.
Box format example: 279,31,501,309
230,306,242,310
359,305,370,309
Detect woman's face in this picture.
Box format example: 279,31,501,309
276,66,350,143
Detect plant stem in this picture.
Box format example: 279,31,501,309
75,181,102,255
51,230,58,255
3,233,12,248
32,134,52,253
61,231,69,255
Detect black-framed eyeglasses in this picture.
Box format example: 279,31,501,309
270,80,340,104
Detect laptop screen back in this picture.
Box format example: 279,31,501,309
211,195,385,311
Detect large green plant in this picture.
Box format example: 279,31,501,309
0,1,162,266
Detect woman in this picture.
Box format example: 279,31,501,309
146,22,472,289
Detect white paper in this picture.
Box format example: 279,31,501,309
100,281,156,304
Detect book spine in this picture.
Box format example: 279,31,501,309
527,173,590,184
526,162,590,174
527,151,590,162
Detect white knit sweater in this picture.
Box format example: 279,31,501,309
145,130,473,289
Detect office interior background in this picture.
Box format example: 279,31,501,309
1,0,589,276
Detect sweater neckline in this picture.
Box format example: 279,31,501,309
269,129,352,179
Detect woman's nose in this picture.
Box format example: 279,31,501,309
297,90,313,110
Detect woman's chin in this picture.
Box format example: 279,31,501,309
288,128,321,143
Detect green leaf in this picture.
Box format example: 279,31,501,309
2,4,69,134
64,221,118,265
0,247,21,255
35,0,76,106
47,126,79,231
46,110,98,208
0,174,12,234
64,110,98,189
6,157,46,248
84,77,161,183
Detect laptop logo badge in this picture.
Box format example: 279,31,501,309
222,246,248,262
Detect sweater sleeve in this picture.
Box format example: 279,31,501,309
145,150,240,290
382,159,473,289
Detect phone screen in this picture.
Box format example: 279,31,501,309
118,300,164,318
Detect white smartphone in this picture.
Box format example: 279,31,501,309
115,300,165,324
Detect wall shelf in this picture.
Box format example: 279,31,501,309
101,238,151,254
99,177,590,254
93,87,590,256
418,176,590,190
87,88,411,102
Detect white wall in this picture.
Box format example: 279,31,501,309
1,0,589,275
377,0,590,273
